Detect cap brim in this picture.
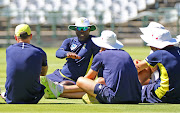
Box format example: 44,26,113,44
91,37,124,49
141,35,178,49
68,25,96,31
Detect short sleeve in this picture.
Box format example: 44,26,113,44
91,53,103,72
40,49,47,66
145,50,162,67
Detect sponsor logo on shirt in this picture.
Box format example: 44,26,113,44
70,44,77,51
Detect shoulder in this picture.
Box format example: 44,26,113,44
6,44,14,50
63,37,78,44
108,49,130,55
30,44,46,55
146,50,162,61
94,52,102,59
150,50,161,55
6,43,20,52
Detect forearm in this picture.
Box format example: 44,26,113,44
40,65,48,76
84,69,98,80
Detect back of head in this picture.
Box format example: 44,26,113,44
15,24,31,39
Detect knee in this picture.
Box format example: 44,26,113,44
76,77,84,87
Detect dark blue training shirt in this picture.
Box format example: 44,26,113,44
56,35,100,81
145,46,180,101
5,43,47,104
91,49,142,103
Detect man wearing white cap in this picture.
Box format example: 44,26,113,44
41,17,101,99
136,23,180,103
4,24,48,104
76,30,141,104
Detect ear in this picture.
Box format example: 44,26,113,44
14,35,18,41
30,34,32,40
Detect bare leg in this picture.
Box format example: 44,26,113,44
59,81,83,93
62,85,83,93
60,92,85,99
76,77,97,97
56,81,85,98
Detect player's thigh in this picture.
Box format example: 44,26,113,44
77,77,97,96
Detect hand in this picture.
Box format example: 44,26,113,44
133,59,141,72
66,52,81,59
133,59,141,65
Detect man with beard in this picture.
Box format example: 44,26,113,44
41,17,101,99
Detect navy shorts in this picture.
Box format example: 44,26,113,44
94,83,139,104
46,69,76,84
94,83,115,104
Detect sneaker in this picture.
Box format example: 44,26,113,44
1,92,6,100
40,76,57,99
82,93,100,104
0,92,6,103
46,77,64,98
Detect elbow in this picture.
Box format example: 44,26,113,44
56,52,63,59
56,51,60,58
56,51,67,59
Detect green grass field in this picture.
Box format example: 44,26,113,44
1,47,180,113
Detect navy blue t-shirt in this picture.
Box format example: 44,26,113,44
145,46,180,100
5,43,47,104
56,35,100,81
91,49,142,103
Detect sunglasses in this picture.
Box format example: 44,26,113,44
76,27,89,31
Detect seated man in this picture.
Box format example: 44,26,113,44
76,30,142,104
134,21,166,85
135,22,180,103
4,24,48,104
41,17,101,99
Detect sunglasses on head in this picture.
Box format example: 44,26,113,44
76,27,90,31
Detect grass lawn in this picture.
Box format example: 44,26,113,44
1,47,180,113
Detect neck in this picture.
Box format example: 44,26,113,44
99,47,106,52
17,39,30,44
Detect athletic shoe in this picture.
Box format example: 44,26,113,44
0,92,6,103
1,92,6,100
82,93,100,104
40,76,57,99
46,77,64,98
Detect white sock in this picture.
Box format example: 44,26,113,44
57,84,64,93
